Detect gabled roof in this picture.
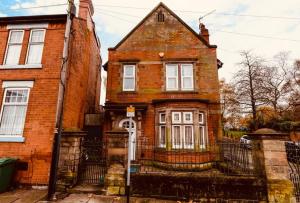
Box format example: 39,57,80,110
108,2,217,51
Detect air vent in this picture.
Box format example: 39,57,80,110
157,11,165,22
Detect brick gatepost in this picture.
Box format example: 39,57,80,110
248,128,296,203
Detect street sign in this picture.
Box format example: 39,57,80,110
126,106,135,117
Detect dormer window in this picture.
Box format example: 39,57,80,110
157,11,164,22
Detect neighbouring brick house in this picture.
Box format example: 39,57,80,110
0,0,101,185
104,3,222,166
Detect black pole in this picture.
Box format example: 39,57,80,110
126,185,130,203
47,1,74,199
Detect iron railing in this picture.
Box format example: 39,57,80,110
285,141,300,202
131,138,255,176
218,138,255,176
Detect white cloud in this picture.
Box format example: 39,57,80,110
10,0,300,103
0,12,7,17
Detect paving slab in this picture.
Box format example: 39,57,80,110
0,189,47,203
52,193,183,203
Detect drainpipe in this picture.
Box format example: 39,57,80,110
47,0,75,200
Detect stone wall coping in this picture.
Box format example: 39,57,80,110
247,133,290,141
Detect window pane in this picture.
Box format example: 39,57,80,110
124,78,134,90
5,45,22,65
27,44,43,64
183,112,193,123
0,105,27,135
172,126,181,148
167,78,177,89
5,89,29,104
184,126,193,148
159,126,166,147
124,66,134,76
199,126,207,149
31,30,45,42
166,65,178,77
182,65,193,76
160,113,166,123
182,77,193,89
172,112,181,123
9,31,23,43
199,113,204,124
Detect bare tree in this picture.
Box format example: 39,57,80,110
262,52,290,114
233,50,266,130
220,79,240,129
287,60,300,115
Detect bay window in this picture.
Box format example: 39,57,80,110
157,110,207,150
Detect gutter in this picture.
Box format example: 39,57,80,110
47,0,75,200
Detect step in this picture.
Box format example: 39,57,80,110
67,184,106,195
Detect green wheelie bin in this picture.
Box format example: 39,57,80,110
0,158,17,193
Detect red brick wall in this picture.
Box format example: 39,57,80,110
105,6,222,163
62,17,101,130
0,22,66,184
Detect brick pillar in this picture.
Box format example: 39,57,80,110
248,128,296,203
105,128,128,195
57,131,86,190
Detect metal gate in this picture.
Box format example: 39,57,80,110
78,136,107,185
286,141,300,202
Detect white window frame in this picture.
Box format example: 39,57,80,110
199,126,207,149
199,112,208,149
183,125,194,149
3,30,24,65
122,65,136,91
172,125,181,149
181,64,194,90
0,87,31,137
159,112,166,124
166,64,178,91
159,125,166,148
172,112,181,124
183,112,193,124
25,29,46,65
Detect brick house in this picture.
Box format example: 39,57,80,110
104,3,222,166
0,0,100,185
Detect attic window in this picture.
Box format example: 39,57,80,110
157,11,164,22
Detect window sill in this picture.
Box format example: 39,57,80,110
164,90,198,94
0,136,25,143
0,64,42,69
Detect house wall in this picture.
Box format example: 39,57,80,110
62,5,101,131
0,21,66,184
105,6,221,163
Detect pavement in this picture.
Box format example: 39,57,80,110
0,189,181,203
0,188,47,203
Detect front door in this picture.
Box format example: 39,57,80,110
119,119,136,160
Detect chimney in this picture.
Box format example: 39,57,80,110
79,0,94,19
199,23,209,44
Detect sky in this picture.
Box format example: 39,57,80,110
1,0,300,104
